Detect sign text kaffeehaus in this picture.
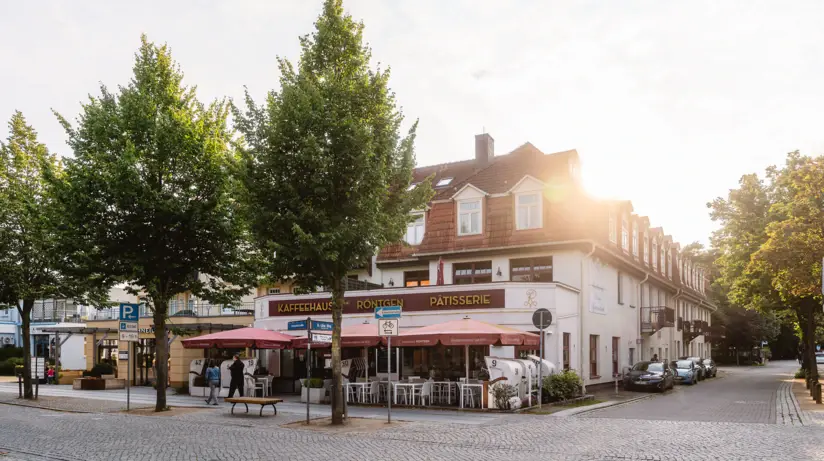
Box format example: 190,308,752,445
268,289,505,316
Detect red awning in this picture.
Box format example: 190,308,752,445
390,318,540,347
181,327,296,349
291,323,382,349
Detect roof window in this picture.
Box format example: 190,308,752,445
436,177,453,187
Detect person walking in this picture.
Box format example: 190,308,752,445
228,355,245,398
204,361,221,405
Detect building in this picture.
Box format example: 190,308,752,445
0,307,21,347
254,133,715,389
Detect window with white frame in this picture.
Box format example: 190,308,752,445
516,193,541,230
632,222,638,257
268,288,281,295
405,213,425,245
436,177,453,187
608,212,617,243
621,216,629,251
458,200,482,235
652,240,658,269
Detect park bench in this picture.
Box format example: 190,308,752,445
224,397,283,416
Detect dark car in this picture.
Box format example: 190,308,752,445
680,357,706,381
623,361,674,392
702,359,717,378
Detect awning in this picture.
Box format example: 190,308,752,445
291,322,382,348
391,318,540,347
181,327,295,349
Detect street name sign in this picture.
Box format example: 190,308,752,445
311,320,333,331
288,320,308,331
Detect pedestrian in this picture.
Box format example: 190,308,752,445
228,355,245,398
204,360,221,405
651,354,659,362
46,366,55,385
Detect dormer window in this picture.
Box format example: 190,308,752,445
405,213,425,245
667,251,672,279
621,216,629,251
458,199,482,235
643,233,648,265
652,240,658,270
608,212,617,243
632,222,639,258
516,193,542,230
660,244,666,275
436,177,453,187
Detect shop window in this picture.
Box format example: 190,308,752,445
458,200,482,235
516,193,541,230
612,337,619,376
563,333,570,370
404,270,430,287
405,213,425,245
590,335,599,378
510,256,553,282
453,261,492,285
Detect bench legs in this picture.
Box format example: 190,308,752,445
230,402,249,414
260,403,277,416
230,402,277,416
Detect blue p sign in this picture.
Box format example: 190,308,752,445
120,303,140,322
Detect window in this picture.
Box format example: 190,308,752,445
632,222,638,257
563,333,570,370
640,284,645,308
268,288,281,295
643,234,649,265
621,217,629,251
617,272,624,305
629,348,635,366
652,240,658,270
661,292,667,308
405,213,425,245
590,335,599,378
458,200,482,235
660,244,666,275
404,270,430,287
453,261,492,285
510,256,553,282
667,251,672,279
612,337,620,376
436,177,453,187
608,212,617,243
516,193,541,230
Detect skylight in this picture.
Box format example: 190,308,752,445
407,182,419,191
436,177,453,187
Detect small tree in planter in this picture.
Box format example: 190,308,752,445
491,382,518,410
543,370,583,403
301,378,326,404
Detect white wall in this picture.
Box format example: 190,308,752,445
60,334,86,370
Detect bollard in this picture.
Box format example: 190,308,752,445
807,377,811,390
17,375,22,398
816,383,822,404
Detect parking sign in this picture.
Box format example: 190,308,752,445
120,303,140,322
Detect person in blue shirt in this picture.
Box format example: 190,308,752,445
205,361,221,405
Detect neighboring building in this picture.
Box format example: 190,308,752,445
254,133,716,388
0,306,21,347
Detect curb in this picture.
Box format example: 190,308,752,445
552,393,656,417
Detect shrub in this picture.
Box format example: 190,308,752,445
83,362,115,378
306,378,325,388
0,357,24,376
0,347,23,362
491,382,518,410
175,384,189,395
543,370,583,402
795,368,807,379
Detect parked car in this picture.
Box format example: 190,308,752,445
816,352,824,365
623,361,674,392
680,357,706,381
702,359,717,378
671,360,698,385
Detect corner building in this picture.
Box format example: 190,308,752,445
255,134,715,388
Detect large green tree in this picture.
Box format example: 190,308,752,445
53,36,257,411
236,0,432,424
0,112,106,398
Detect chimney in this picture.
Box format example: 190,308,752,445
475,133,494,166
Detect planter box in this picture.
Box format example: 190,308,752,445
58,370,83,385
72,378,126,391
300,387,326,404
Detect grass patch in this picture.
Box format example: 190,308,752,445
524,399,604,415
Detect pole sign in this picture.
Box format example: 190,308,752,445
532,308,552,329
531,308,552,409
311,333,333,343
311,320,333,331
118,350,129,361
288,320,308,331
378,319,398,336
119,322,138,332
374,305,402,319
119,303,140,322
119,331,138,342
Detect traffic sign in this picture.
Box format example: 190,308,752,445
119,321,137,332
311,320,333,331
120,303,140,322
311,333,332,343
375,305,402,319
288,320,308,331
119,331,138,342
378,319,398,336
118,350,129,361
532,308,552,329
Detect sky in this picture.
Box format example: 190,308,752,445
2,1,824,247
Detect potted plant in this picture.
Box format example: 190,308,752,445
300,378,326,404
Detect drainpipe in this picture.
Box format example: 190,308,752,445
580,243,596,394
670,289,683,361
638,273,650,359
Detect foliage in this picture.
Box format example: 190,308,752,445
52,35,257,411
83,362,115,378
491,382,518,410
235,0,432,424
175,384,189,395
0,347,23,362
0,357,24,376
543,370,583,402
795,368,807,379
305,378,325,389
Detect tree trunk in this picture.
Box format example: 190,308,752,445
151,294,169,411
797,307,809,371
20,300,34,399
803,301,819,383
330,277,345,425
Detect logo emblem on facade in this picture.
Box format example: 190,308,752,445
524,289,537,308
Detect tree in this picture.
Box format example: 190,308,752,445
53,36,256,411
0,112,104,398
236,0,432,424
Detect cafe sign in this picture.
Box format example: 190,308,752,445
269,289,505,316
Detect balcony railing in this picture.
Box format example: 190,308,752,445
86,302,255,321
640,306,675,334
30,300,84,323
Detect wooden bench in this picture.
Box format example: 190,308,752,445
224,397,283,416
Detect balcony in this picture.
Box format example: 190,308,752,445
684,319,704,342
640,306,675,334
30,300,84,324
86,302,255,321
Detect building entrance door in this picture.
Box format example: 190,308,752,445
134,339,156,386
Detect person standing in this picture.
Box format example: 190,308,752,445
204,361,221,405
46,366,55,385
228,355,245,398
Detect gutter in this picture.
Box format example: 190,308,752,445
580,242,596,395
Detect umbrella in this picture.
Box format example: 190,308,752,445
391,318,539,347
181,327,295,349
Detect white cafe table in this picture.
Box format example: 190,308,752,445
345,382,370,403
392,382,422,405
459,383,484,408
